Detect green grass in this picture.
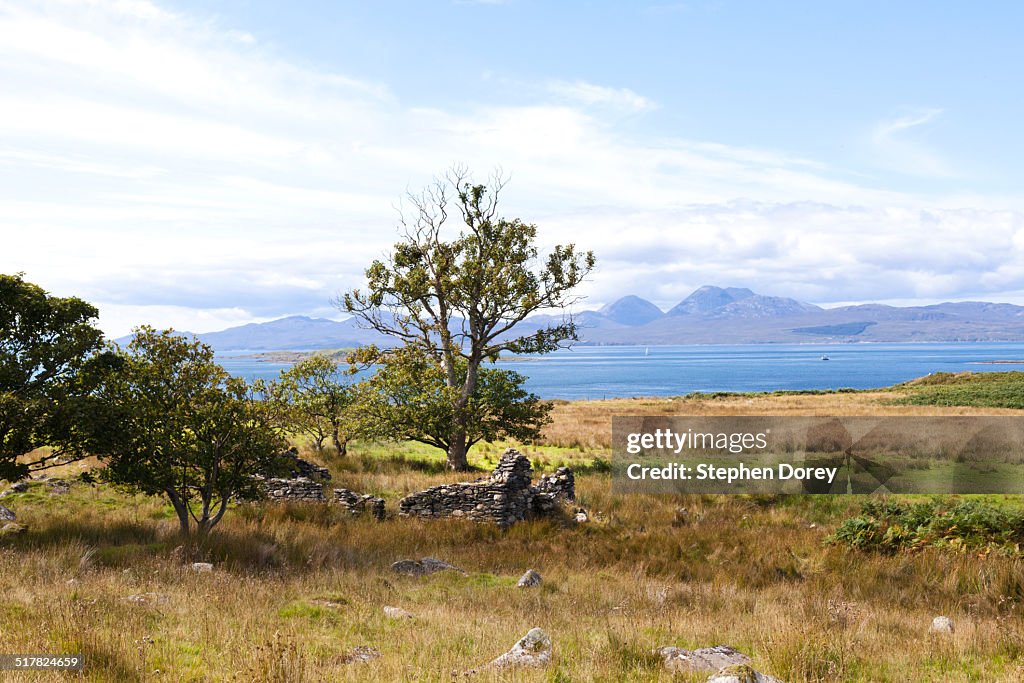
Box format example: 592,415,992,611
894,371,1024,409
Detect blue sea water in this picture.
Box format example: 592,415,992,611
218,342,1024,401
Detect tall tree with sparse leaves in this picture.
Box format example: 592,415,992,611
340,168,594,470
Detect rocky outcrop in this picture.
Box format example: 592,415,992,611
0,505,15,521
930,615,955,634
398,449,575,527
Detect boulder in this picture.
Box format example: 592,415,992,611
517,569,542,588
340,646,381,664
0,522,27,536
487,627,552,669
190,562,214,573
383,606,414,619
930,615,955,634
0,505,15,521
657,645,751,673
706,664,784,683
125,592,168,605
11,482,28,493
389,557,463,576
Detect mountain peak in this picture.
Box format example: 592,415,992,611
668,285,755,316
599,295,664,326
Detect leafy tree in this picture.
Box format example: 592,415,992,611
355,345,551,453
94,327,287,535
340,168,594,470
258,355,363,455
0,273,116,481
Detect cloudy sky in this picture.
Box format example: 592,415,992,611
3,0,1024,336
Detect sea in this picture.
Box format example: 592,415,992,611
217,342,1024,401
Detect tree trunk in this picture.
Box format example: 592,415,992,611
446,413,470,471
165,490,191,536
332,427,345,456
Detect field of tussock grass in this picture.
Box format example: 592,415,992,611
2,381,1024,681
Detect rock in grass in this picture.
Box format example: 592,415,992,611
0,522,27,536
487,627,552,669
657,645,751,673
383,606,414,619
340,646,381,664
11,482,28,493
125,592,168,605
930,615,955,634
517,569,542,588
706,664,784,683
0,505,15,521
389,557,463,576
190,562,214,573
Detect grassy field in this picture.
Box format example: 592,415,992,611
2,373,1024,681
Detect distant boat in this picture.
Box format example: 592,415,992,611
645,347,650,357
821,354,830,361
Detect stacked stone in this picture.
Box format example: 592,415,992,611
263,477,325,502
278,449,332,481
399,449,575,527
534,467,575,500
333,488,386,520
530,466,575,515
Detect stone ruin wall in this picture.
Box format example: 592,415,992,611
398,449,576,527
261,451,385,520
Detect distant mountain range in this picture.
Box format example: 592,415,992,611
122,285,1024,352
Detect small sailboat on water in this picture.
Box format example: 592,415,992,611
820,354,830,361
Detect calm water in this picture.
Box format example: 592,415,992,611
218,343,1024,401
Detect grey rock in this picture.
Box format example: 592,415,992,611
341,645,381,664
383,606,414,619
657,645,751,674
706,665,784,683
125,592,168,605
0,522,26,536
390,557,463,576
11,482,28,493
0,505,15,521
517,569,542,588
930,615,955,634
190,562,214,573
487,627,552,669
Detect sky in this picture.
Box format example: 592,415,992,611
2,0,1024,337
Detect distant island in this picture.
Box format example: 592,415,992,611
124,285,1024,352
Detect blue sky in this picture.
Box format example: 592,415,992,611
2,0,1023,336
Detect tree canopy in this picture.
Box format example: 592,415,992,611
0,273,115,481
257,355,364,455
340,168,594,469
93,327,287,535
355,345,551,452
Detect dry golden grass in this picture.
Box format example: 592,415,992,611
538,388,1024,451
2,389,1024,681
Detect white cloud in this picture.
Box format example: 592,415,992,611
0,1,1021,337
545,80,657,112
870,108,953,177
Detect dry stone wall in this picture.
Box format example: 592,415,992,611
398,449,575,527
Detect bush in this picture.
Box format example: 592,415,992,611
829,498,1024,554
